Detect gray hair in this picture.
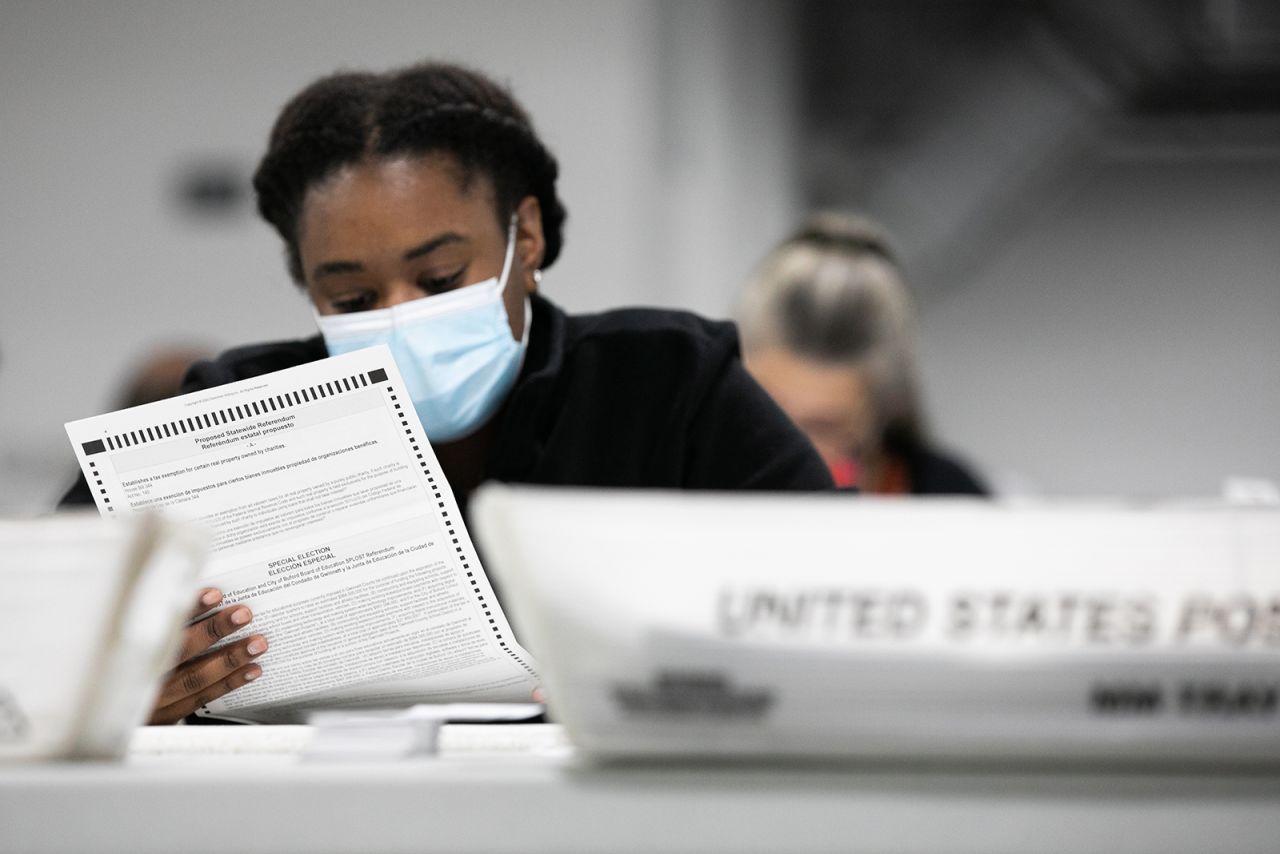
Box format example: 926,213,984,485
737,212,927,447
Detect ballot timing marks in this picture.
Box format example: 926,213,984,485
79,369,391,457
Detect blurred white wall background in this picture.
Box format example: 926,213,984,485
1,0,1276,511
921,154,1280,498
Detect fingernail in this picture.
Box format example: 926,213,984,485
247,638,267,656
244,668,261,682
201,590,221,606
230,608,252,626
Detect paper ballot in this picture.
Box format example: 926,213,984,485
474,486,1280,764
65,346,538,723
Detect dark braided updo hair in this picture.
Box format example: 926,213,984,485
253,61,568,284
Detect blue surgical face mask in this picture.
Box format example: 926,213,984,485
315,220,530,443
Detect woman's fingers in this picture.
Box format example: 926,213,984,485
148,590,268,724
150,634,268,722
187,587,223,621
150,659,264,725
175,603,254,664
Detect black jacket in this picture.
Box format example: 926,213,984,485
61,295,832,506
903,447,989,496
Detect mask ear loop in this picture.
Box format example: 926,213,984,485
519,295,533,348
503,213,533,354
497,214,518,291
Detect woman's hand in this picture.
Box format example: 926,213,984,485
149,588,267,725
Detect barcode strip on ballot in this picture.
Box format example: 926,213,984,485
80,368,388,456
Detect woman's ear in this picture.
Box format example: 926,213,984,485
515,195,546,294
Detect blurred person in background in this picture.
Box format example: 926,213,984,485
738,212,988,496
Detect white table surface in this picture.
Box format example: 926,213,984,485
3,724,1280,854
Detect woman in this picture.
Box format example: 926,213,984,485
738,212,988,496
68,61,832,722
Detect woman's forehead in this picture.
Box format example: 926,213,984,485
310,154,494,213
298,154,500,251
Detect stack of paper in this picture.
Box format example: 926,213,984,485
0,511,208,760
474,487,1280,765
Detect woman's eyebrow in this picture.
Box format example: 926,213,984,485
404,232,465,261
311,233,466,280
313,260,363,279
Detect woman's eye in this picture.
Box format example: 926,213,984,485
331,292,378,313
417,270,464,296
